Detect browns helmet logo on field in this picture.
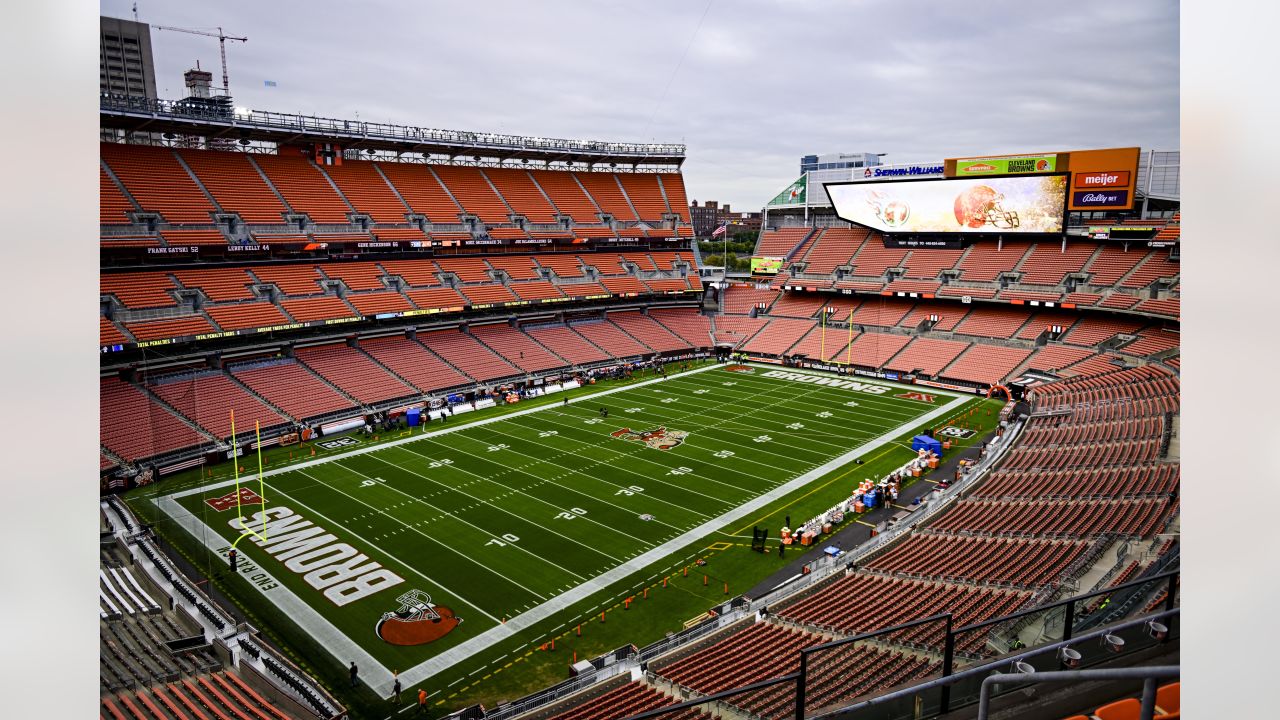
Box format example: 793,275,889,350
375,590,462,646
611,426,689,451
205,487,266,512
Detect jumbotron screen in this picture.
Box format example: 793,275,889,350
825,175,1068,234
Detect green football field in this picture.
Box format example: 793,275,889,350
141,362,981,704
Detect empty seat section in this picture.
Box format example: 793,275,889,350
901,247,965,279
1098,292,1143,309
1017,242,1098,285
897,301,966,331
376,162,463,222
616,173,670,222
232,359,356,419
572,320,650,358
347,291,414,316
100,143,216,223
525,324,611,365
1016,310,1081,340
929,497,1170,538
434,257,493,283
295,343,415,404
471,324,566,372
419,330,520,382
529,170,600,222
251,265,326,296
558,282,608,299
101,167,135,224
486,255,541,281
1064,316,1147,346
512,279,568,298
651,251,693,271
600,276,648,295
546,681,692,720
1121,254,1179,289
206,302,289,332
432,166,511,223
178,148,289,223
281,296,357,322
405,286,468,311
609,312,690,352
482,168,558,222
1135,297,1179,318
866,534,1088,587
802,227,867,274
320,262,386,291
380,259,443,287
1025,344,1095,371
721,285,779,315
955,240,1031,281
787,325,855,362
149,371,288,439
462,284,519,305
101,316,128,347
754,227,811,257
320,160,409,223
1085,246,1151,286
574,172,636,220
658,174,692,222
125,315,217,342
1119,328,1180,356
941,344,1034,385
769,292,826,318
536,254,585,278
173,268,256,302
581,253,627,275
251,153,351,223
953,306,1033,339
713,316,768,347
360,335,470,392
644,278,690,293
884,337,970,376
101,272,177,308
159,228,231,246
649,308,713,348
741,317,814,356
844,331,913,368
843,296,912,327
101,377,207,460
848,237,908,277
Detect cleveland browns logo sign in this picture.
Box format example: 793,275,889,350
611,426,689,451
375,590,462,646
205,487,265,512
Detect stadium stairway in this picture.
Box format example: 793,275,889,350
170,150,227,216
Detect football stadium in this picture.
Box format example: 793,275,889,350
94,7,1183,720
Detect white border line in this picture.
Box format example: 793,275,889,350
153,362,971,694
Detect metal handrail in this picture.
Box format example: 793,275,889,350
976,666,1179,720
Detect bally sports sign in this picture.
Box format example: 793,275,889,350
227,506,404,607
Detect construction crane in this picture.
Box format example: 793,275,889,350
152,25,247,95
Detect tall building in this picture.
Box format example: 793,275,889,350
100,16,157,99
799,152,882,174
689,200,761,237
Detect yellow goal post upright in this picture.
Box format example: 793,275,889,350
228,409,269,551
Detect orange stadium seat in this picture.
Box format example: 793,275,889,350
100,167,135,224
616,173,671,222
252,153,352,223
321,159,411,223
483,168,559,222
574,172,636,221
101,143,217,224
376,162,464,222
432,166,512,223
178,148,289,224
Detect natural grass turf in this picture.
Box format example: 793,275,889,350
127,363,1003,717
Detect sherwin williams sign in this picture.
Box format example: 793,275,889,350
954,154,1057,175
751,257,783,274
825,175,1067,234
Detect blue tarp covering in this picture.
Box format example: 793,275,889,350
912,434,942,456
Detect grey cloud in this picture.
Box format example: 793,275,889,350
106,0,1177,210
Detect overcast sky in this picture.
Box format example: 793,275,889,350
102,0,1178,210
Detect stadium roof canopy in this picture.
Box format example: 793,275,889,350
100,93,686,168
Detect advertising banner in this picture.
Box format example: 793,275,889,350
856,163,945,181
826,175,1067,234
751,257,784,274
953,154,1057,176
1065,147,1140,210
767,175,807,206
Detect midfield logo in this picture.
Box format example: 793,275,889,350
725,365,754,373
205,487,265,512
895,392,937,403
611,426,689,451
375,589,463,646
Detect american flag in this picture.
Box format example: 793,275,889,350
711,222,728,238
